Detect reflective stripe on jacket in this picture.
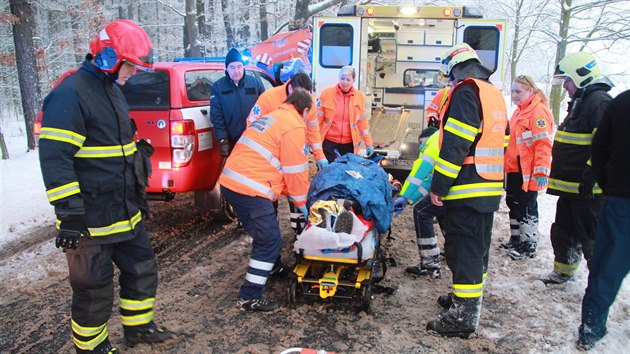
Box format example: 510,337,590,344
246,82,324,161
219,103,310,206
433,78,508,208
504,93,553,191
547,84,612,198
400,132,439,203
317,84,373,153
38,60,143,243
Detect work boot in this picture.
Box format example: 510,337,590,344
75,339,118,354
437,292,454,309
426,297,481,339
499,236,520,250
405,263,441,279
237,297,279,312
542,271,574,285
124,321,176,348
576,323,606,351
269,261,290,278
508,242,537,260
334,210,354,234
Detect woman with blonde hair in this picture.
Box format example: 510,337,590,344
501,75,554,260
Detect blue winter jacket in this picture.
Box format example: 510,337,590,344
210,71,266,142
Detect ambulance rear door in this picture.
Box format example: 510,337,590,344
456,19,507,90
312,17,361,95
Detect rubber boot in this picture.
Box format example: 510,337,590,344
427,297,481,339
500,236,520,250
437,292,454,309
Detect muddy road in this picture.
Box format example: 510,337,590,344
0,193,606,353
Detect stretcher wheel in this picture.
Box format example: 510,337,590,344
361,280,373,312
288,278,297,305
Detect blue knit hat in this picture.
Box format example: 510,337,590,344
225,48,244,66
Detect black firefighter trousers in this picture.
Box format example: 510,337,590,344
444,206,493,297
65,222,157,348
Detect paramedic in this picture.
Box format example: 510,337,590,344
219,90,312,311
501,75,554,260
38,20,175,353
211,48,266,157
427,43,509,338
392,127,444,278
426,86,449,128
544,52,613,284
317,65,374,162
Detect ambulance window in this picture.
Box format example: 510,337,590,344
403,69,443,88
463,27,499,73
319,24,354,68
122,71,170,110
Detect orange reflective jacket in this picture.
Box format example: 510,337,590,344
247,82,324,161
439,78,508,182
317,85,373,153
505,93,554,191
220,103,310,207
426,87,449,122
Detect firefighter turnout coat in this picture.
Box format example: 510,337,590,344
39,60,144,244
547,83,613,198
246,82,324,161
400,132,440,203
317,84,373,153
219,103,310,207
504,93,553,192
432,78,509,211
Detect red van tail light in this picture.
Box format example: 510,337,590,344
171,120,195,167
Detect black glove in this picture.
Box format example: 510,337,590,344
56,215,90,249
578,182,594,199
219,139,231,157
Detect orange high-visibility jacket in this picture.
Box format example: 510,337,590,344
426,87,449,121
219,103,310,207
247,82,324,161
317,85,373,153
505,93,554,191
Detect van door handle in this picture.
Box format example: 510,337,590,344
201,109,208,115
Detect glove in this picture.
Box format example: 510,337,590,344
298,205,309,219
316,159,329,170
219,139,231,157
535,176,548,189
56,215,90,249
393,196,407,218
578,182,594,199
366,146,375,156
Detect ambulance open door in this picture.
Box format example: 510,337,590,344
312,17,361,96
456,19,507,90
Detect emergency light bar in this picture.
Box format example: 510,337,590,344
339,5,478,19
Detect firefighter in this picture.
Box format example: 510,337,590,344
544,52,613,284
219,90,312,311
246,72,322,273
392,127,445,278
501,75,554,260
38,20,175,353
426,86,449,128
426,43,509,338
211,48,266,157
317,65,375,162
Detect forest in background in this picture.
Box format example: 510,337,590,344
1,0,629,155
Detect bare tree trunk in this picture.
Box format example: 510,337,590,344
259,1,268,41
185,0,201,57
70,13,84,65
294,0,310,25
10,0,40,151
0,126,9,160
550,0,571,125
222,0,235,48
197,0,207,38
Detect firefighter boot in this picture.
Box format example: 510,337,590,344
75,338,117,354
499,236,520,250
426,297,481,339
124,321,176,348
508,241,537,260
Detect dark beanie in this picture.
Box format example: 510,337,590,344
419,126,438,139
225,48,244,66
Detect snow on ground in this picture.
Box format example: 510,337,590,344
1,120,628,353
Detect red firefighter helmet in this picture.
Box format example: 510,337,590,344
89,19,154,73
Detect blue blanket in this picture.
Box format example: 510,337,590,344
307,154,393,233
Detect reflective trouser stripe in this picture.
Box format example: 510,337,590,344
119,297,155,311
554,260,579,276
246,273,268,285
72,319,108,350
121,311,154,327
452,283,483,298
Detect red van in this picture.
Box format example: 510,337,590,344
35,61,276,219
